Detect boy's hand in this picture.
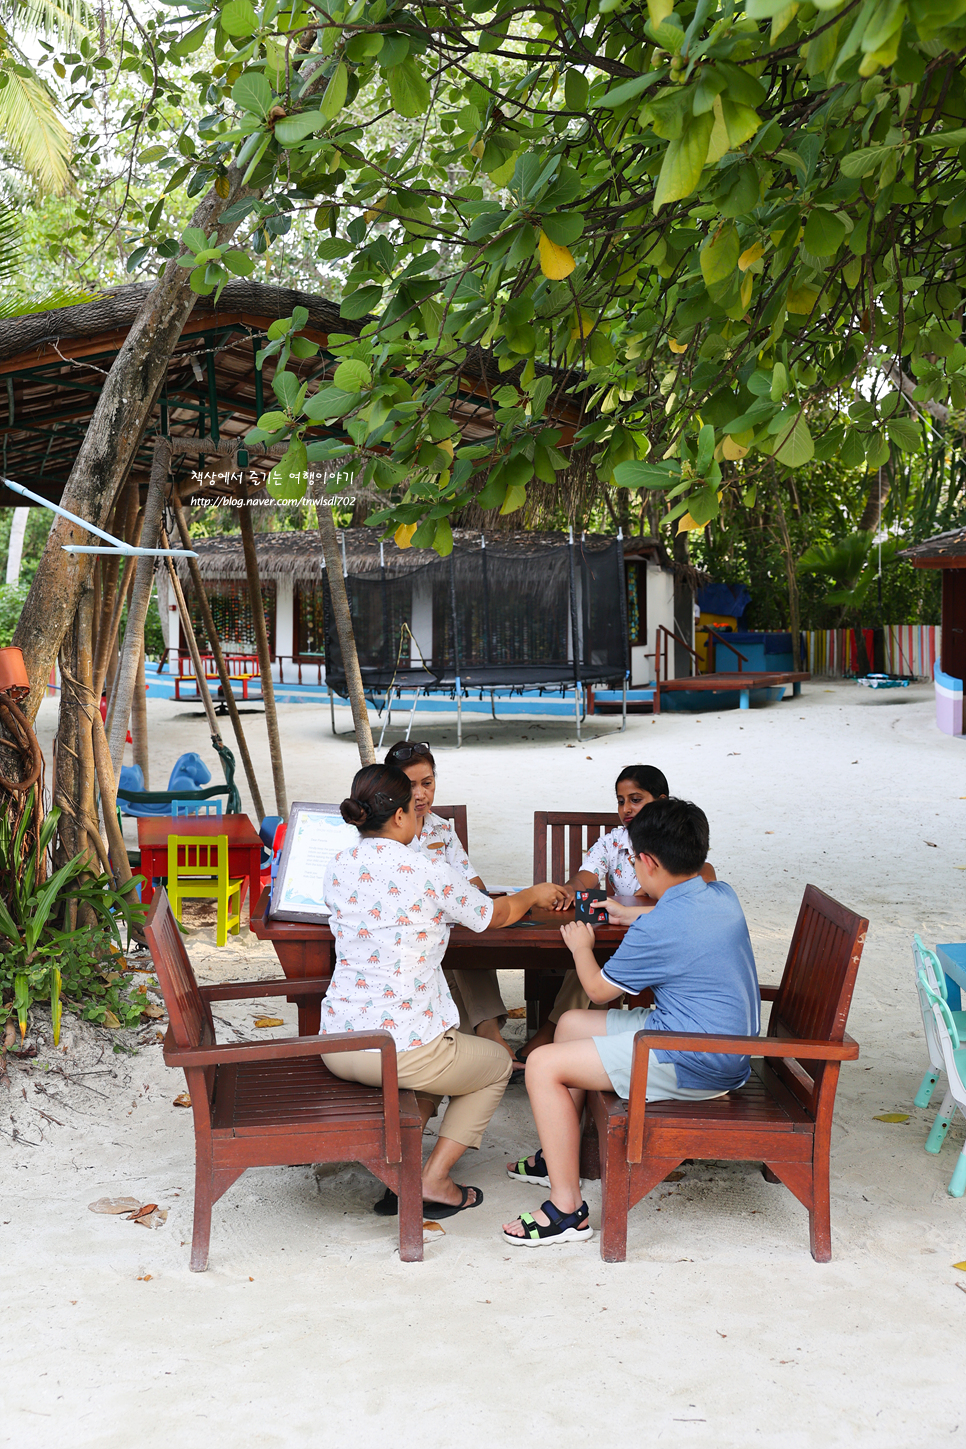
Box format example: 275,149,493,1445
560,920,595,954
606,899,653,926
531,882,567,910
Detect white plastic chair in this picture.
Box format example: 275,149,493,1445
912,935,966,1107
918,970,966,1197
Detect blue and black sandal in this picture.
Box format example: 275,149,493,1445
503,1199,593,1247
506,1148,551,1187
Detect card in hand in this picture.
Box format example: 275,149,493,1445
574,887,608,924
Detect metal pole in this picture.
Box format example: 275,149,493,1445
567,528,581,744
449,549,461,749
480,533,490,667
616,526,629,734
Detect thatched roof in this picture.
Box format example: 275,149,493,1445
896,527,966,567
0,279,583,510
175,527,648,585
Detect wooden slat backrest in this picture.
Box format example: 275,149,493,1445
532,811,619,884
766,884,867,1117
433,805,469,854
144,888,216,1055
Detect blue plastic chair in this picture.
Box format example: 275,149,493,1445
918,970,966,1197
172,799,223,818
913,935,966,1108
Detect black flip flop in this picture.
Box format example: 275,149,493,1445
422,1184,483,1219
373,1187,398,1216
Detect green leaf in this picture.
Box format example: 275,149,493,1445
334,359,372,391
886,416,920,452
272,370,301,410
257,409,288,429
654,111,714,212
803,209,846,256
316,238,354,260
267,437,308,501
388,59,431,119
340,284,382,319
540,212,584,245
220,0,256,35
839,145,894,178
839,430,866,469
302,386,363,419
596,72,661,108
613,459,682,489
274,110,328,144
700,222,739,286
232,72,273,118
433,517,454,555
320,62,348,121
564,69,590,111
500,483,527,515
686,486,720,527
222,249,254,276
774,411,814,468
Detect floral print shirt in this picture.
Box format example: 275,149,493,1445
321,835,494,1051
580,825,640,895
410,811,478,881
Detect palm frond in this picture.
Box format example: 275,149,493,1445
0,202,24,286
0,64,72,193
0,286,102,320
14,0,94,41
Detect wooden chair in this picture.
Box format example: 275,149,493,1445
587,884,867,1263
433,804,469,855
528,811,620,1028
144,889,424,1270
167,833,242,947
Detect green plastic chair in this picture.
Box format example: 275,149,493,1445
918,970,966,1198
913,935,966,1108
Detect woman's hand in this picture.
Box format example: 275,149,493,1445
531,882,567,911
553,885,576,911
560,920,595,955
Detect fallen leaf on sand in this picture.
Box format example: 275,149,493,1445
925,842,938,848
423,1221,446,1241
953,1261,966,1271
89,1197,141,1215
141,1004,165,1019
873,1113,910,1123
137,1274,153,1282
506,1007,526,1019
254,1017,284,1028
663,1170,686,1182
172,1093,191,1108
126,1203,158,1219
3,1019,15,1050
130,1206,168,1230
102,1010,120,1028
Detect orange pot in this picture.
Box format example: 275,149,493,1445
0,646,29,700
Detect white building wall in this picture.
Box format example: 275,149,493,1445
643,562,676,681
273,574,294,680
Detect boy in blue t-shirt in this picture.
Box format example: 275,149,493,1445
502,797,760,1248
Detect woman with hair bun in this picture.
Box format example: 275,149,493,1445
322,762,565,1219
384,739,515,1066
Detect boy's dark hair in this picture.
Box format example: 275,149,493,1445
627,797,709,877
615,764,669,798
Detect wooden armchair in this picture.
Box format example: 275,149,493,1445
587,885,867,1263
144,889,424,1271
528,811,621,1029
432,804,469,855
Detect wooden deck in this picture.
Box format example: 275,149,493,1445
654,671,809,713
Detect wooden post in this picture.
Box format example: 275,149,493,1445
239,500,288,815
94,484,140,700
169,489,266,821
160,531,225,744
108,440,168,773
312,476,375,765
774,490,803,673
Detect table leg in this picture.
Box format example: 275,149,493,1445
739,688,750,709
793,681,802,697
298,998,323,1035
579,1113,601,1181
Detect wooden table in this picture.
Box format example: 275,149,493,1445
137,814,264,919
251,887,638,1036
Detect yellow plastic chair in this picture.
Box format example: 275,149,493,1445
167,834,242,948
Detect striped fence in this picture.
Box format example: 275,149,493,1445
804,626,938,679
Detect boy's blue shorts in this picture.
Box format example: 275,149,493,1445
593,1007,735,1102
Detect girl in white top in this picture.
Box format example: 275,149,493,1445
384,740,516,1066
322,763,564,1219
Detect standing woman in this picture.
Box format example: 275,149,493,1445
322,763,563,1217
385,740,515,1064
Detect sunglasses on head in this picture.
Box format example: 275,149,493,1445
388,742,431,763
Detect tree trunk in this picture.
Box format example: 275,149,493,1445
774,492,803,672
672,528,695,680
857,464,892,534
239,503,287,816
312,478,375,765
170,491,266,821
11,176,256,727
53,625,82,868
108,440,168,772
131,638,149,788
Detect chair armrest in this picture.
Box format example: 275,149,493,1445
199,977,332,1002
631,1029,859,1061
626,1030,859,1163
163,1028,403,1164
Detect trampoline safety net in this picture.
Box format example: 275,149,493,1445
323,532,629,698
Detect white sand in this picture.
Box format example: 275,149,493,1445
3,679,965,1447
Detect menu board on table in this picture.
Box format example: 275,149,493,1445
269,801,359,922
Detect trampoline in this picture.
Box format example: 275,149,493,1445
323,529,630,745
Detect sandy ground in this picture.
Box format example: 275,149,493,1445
3,678,965,1448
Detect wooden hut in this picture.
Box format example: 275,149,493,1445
897,527,966,734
